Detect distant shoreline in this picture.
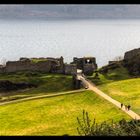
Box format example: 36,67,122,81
1,18,140,22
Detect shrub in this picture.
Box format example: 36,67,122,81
77,110,140,136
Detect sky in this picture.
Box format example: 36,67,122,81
0,5,140,20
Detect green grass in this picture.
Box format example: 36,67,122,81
0,67,135,135
30,58,48,63
88,66,140,115
87,66,131,85
0,90,130,136
99,78,140,115
0,72,73,102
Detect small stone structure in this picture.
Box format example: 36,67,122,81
72,74,81,89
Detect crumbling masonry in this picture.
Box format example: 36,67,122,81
0,56,97,75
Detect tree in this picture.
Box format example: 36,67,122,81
113,56,123,61
1,58,7,66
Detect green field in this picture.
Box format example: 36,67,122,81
0,90,130,136
99,78,140,115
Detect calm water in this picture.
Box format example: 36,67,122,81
0,19,140,67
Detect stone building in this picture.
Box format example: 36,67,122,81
71,57,97,75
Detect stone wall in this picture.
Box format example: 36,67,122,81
99,61,122,74
72,74,81,89
64,64,77,75
123,48,140,76
108,61,119,65
5,60,52,73
0,57,64,74
83,64,95,75
124,48,140,61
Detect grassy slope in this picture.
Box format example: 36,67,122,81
0,90,130,136
0,72,73,102
87,66,130,85
87,66,140,114
99,78,140,115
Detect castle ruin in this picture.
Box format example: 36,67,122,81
71,57,97,75
0,56,97,75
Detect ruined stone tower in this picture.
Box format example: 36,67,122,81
72,57,97,75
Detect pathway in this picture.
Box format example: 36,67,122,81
77,74,140,120
0,89,86,106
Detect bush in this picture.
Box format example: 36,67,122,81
0,80,37,92
77,110,140,136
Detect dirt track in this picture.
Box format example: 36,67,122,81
0,89,86,106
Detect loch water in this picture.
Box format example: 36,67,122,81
0,19,140,67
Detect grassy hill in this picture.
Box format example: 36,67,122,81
0,90,130,136
0,72,73,102
99,78,140,115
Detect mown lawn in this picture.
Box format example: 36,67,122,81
0,90,130,136
99,78,140,115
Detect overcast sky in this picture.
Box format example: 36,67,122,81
0,5,140,20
